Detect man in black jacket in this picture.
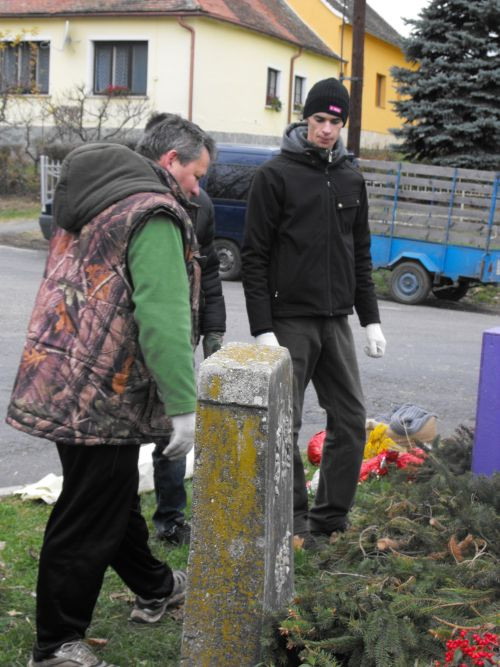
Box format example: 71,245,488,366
241,78,386,549
140,113,226,546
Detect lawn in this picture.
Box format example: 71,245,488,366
0,196,39,222
0,490,189,666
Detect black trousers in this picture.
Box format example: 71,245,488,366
33,443,173,660
151,439,187,535
273,316,366,536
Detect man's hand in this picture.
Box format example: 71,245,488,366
255,332,280,347
202,331,224,359
364,323,386,358
162,412,196,460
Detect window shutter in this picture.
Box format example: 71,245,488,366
37,44,50,93
132,43,147,94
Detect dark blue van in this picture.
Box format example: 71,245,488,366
203,143,279,280
39,143,279,280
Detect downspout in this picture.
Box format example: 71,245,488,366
287,46,303,124
339,0,347,81
177,17,195,120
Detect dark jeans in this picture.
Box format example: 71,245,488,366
33,443,173,660
273,316,366,536
152,439,187,536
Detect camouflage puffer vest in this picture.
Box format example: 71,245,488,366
6,192,201,445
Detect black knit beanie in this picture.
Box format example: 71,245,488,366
302,78,350,125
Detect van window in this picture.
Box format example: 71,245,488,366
205,163,256,201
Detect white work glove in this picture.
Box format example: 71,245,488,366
162,412,196,460
255,332,280,347
364,323,386,358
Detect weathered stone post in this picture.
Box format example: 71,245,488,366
180,342,294,667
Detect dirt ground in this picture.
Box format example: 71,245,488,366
0,194,38,212
0,195,48,249
0,230,48,250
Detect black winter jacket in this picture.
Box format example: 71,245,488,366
241,124,380,335
192,188,226,334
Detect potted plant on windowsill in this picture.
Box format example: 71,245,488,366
104,84,129,96
266,96,282,112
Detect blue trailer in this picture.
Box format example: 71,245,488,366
204,152,500,301
39,153,500,304
361,160,500,304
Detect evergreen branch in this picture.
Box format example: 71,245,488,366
431,615,490,631
358,525,379,557
322,572,372,579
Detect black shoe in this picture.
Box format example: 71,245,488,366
157,522,191,546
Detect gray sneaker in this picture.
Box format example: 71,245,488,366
129,570,187,624
28,640,118,666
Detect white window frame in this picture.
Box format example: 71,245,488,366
87,35,149,96
293,73,307,113
376,72,386,108
0,38,51,94
265,65,282,106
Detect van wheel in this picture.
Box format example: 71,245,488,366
214,239,241,281
389,261,431,305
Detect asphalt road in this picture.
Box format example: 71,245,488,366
1,244,498,490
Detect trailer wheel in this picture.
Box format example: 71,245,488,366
214,238,241,281
432,281,469,301
389,262,432,305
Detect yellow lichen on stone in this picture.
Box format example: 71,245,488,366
185,402,266,657
222,343,282,366
207,373,221,401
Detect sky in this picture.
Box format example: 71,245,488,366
367,0,431,36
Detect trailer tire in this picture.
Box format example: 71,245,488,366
389,261,431,305
432,281,469,301
214,238,241,281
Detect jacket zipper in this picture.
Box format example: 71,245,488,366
326,158,333,316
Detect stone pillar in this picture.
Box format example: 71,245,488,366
180,342,294,667
472,327,500,476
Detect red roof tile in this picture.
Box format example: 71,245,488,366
0,0,340,59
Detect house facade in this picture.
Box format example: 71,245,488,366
287,0,409,148
0,0,343,146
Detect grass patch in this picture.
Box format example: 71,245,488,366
0,488,190,665
360,147,406,161
372,268,392,299
465,283,500,307
0,196,39,222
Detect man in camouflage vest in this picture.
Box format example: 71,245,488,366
6,116,215,667
139,113,226,548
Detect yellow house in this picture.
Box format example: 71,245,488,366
0,0,344,145
287,0,409,148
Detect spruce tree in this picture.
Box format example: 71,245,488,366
390,0,500,170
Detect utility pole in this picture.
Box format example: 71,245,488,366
347,0,366,157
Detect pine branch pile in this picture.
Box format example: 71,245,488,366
261,427,500,666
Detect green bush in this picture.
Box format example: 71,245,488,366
0,146,39,196
36,142,77,162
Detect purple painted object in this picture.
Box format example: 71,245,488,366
472,327,500,476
